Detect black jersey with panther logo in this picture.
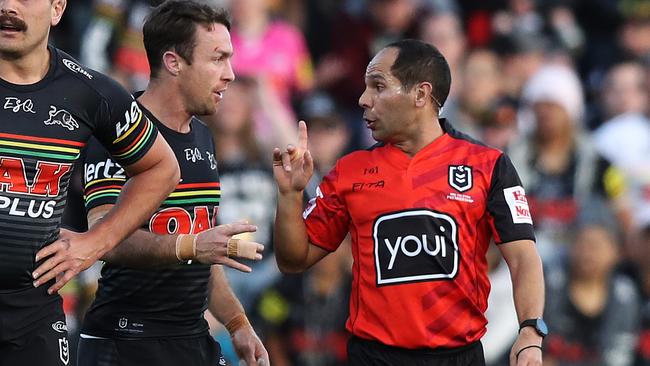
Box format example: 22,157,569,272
0,47,157,292
81,105,220,338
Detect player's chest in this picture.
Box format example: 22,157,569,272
1,89,95,141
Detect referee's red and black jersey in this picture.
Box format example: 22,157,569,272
81,105,219,338
304,119,535,349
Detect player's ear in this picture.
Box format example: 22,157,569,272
162,51,182,77
414,82,433,108
50,0,67,27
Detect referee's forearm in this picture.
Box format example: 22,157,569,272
274,191,310,273
509,244,545,322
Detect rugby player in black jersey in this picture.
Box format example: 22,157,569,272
0,1,180,365
76,2,269,365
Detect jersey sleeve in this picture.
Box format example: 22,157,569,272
92,79,158,167
83,137,128,211
486,153,536,244
304,163,350,252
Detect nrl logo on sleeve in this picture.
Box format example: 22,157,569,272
44,106,79,131
448,165,472,192
504,186,533,224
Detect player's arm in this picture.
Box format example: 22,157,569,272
498,240,545,366
207,266,269,366
273,121,330,273
33,133,179,293
85,204,263,270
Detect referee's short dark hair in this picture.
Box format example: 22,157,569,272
385,39,451,109
143,0,231,78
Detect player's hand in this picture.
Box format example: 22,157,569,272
273,120,314,194
194,222,264,272
33,229,108,294
510,328,543,366
231,325,270,366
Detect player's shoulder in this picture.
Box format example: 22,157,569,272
190,117,211,134
190,117,215,142
53,48,131,101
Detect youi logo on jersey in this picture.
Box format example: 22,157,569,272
373,209,459,286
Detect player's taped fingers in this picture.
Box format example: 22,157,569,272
228,238,264,260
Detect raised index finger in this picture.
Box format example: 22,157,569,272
298,120,309,150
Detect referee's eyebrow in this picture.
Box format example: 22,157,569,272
365,74,387,83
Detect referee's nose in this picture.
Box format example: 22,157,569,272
359,87,372,110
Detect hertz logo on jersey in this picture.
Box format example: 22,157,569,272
373,209,459,286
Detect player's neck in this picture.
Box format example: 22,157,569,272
0,45,51,85
138,84,192,133
393,116,444,157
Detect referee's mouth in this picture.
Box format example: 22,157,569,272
364,117,376,129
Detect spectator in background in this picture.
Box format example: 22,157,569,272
544,204,640,366
452,48,503,138
299,92,351,200
253,242,352,366
509,63,608,263
79,0,154,91
495,33,548,100
480,96,520,151
492,0,543,38
418,10,466,106
230,0,314,118
592,61,650,233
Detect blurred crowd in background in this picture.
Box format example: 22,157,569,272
51,0,650,365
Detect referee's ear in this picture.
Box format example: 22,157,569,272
162,51,182,77
414,82,433,108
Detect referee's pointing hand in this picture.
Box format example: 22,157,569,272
273,120,314,194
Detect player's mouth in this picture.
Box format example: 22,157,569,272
0,16,27,33
213,89,226,101
364,117,376,129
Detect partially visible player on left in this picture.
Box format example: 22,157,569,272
0,1,179,365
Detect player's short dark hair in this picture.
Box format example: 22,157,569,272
385,39,451,108
143,0,231,78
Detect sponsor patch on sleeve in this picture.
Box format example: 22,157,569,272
503,186,533,224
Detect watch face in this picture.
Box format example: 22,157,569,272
536,319,549,336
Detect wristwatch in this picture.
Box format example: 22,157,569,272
519,318,548,338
